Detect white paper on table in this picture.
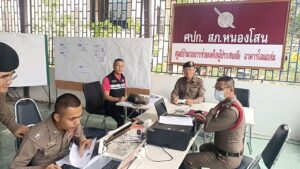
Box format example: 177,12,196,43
56,154,72,166
69,138,97,168
159,116,193,126
178,99,186,104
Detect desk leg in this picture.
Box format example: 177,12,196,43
247,125,252,155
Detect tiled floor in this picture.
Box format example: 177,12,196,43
1,100,300,169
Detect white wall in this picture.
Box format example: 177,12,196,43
15,69,300,141
13,67,86,105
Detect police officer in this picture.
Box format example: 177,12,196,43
183,76,245,169
0,42,28,138
10,93,91,169
171,61,205,105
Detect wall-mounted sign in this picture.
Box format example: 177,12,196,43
170,0,290,69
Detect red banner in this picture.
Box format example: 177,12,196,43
171,0,290,69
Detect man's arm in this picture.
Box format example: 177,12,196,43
204,108,238,133
73,124,91,157
171,80,180,104
74,124,86,143
0,93,28,137
10,137,42,169
103,91,125,102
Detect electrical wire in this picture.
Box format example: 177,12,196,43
125,156,138,169
42,86,55,103
144,145,173,162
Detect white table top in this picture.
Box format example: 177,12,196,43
167,102,255,125
116,94,163,110
129,106,200,169
129,102,255,169
117,97,255,126
129,135,198,169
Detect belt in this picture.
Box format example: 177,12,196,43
216,147,243,157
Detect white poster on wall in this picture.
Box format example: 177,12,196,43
54,37,152,89
0,32,48,87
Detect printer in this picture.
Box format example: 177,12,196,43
146,122,197,151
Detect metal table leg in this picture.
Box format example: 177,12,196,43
247,125,253,155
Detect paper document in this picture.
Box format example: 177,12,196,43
56,154,72,166
69,138,97,168
159,116,193,126
177,99,186,104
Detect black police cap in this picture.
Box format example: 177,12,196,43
0,42,19,72
183,61,195,69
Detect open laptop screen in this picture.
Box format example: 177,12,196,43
154,98,168,117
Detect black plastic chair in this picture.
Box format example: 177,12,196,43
83,127,107,139
14,98,43,150
83,81,107,129
235,87,253,154
15,98,43,128
235,88,250,107
237,124,290,169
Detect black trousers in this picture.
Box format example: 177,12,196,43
105,102,139,127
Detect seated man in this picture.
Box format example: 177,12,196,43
171,61,205,105
102,58,138,127
10,93,91,169
182,76,245,169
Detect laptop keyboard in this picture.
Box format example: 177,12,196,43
91,141,100,158
102,159,121,169
61,164,80,169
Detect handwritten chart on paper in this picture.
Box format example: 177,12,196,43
54,37,152,89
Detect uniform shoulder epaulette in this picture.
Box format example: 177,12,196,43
229,102,244,130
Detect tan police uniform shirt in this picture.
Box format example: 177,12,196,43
10,116,86,169
0,92,19,133
205,97,246,154
171,76,205,104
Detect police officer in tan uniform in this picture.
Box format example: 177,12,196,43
0,42,28,138
171,61,205,105
10,93,91,169
183,76,245,169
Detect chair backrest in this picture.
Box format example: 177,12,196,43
261,124,290,169
83,81,105,115
15,98,42,127
235,88,250,107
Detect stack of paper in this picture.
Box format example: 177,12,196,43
159,116,193,126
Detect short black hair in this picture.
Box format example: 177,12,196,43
113,58,124,66
217,76,235,88
54,93,81,116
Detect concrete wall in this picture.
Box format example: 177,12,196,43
14,68,300,140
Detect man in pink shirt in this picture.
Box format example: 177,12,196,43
102,58,138,127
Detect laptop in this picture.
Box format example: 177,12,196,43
85,139,145,169
84,123,146,169
154,98,168,117
154,98,187,117
84,155,121,169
